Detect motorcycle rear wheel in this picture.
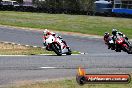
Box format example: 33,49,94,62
126,47,132,54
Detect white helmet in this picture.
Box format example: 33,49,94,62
43,29,49,35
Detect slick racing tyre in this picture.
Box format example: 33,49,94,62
51,43,62,56
127,47,132,54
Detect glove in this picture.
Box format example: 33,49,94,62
43,42,47,46
125,37,128,40
57,36,62,40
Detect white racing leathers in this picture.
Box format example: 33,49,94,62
44,35,71,55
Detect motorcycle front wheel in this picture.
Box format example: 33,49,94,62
51,43,62,56
125,46,132,54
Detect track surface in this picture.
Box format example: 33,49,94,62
0,26,132,86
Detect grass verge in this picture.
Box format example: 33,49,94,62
0,42,53,55
9,77,132,88
0,42,80,55
0,11,132,38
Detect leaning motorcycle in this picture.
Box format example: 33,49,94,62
107,37,115,50
115,36,132,54
44,35,72,56
104,36,115,50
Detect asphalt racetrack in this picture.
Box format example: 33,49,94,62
0,26,132,86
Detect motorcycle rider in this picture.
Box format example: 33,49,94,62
43,29,69,50
112,29,131,49
104,32,112,49
112,29,128,42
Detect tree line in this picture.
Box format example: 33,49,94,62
33,0,95,14
0,0,95,15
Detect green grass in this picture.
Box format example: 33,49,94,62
0,42,80,55
0,48,54,55
8,77,132,88
0,42,53,55
0,11,132,38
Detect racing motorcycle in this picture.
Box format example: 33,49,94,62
104,36,115,50
44,35,72,56
107,37,115,50
115,35,132,54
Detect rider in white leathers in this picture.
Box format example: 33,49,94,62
42,29,69,50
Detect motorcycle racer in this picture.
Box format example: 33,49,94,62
104,32,110,44
112,29,128,42
103,29,132,53
42,29,69,50
111,29,131,51
104,32,114,49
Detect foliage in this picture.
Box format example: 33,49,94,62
33,0,95,14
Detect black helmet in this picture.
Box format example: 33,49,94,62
112,29,117,35
104,32,110,38
104,32,110,36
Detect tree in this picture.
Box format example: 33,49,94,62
78,0,95,14
33,0,95,14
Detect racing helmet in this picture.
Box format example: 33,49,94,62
43,29,50,36
104,32,110,38
104,32,110,36
112,29,117,36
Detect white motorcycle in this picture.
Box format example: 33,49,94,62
108,37,115,50
44,35,72,56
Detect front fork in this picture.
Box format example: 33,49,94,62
46,44,53,51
